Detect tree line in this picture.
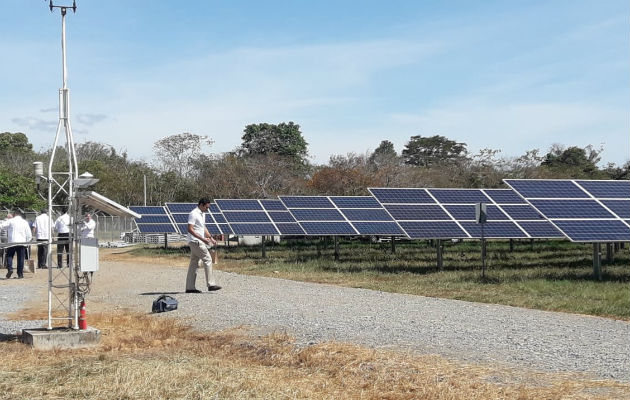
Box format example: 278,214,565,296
0,124,628,210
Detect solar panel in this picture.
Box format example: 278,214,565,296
504,179,630,242
279,196,335,208
601,200,630,219
459,222,528,238
505,180,589,198
483,189,527,204
129,206,169,215
369,188,434,204
428,189,491,204
575,180,630,199
370,187,561,239
136,223,177,233
518,221,564,238
280,196,404,236
130,205,177,234
259,200,305,235
398,221,468,239
329,196,382,208
214,199,281,236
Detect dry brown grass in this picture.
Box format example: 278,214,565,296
1,309,628,400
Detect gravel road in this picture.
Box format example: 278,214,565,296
2,261,628,383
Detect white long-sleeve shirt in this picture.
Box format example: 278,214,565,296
0,216,32,243
34,213,51,240
54,213,70,234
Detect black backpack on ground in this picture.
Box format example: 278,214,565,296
152,295,178,313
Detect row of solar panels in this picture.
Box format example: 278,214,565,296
129,179,630,243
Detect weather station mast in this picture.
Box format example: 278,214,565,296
25,1,139,349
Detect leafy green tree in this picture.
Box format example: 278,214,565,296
540,144,605,178
369,140,398,166
402,135,467,167
0,168,44,209
238,122,308,164
0,132,36,175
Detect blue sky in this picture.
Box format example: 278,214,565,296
1,1,628,166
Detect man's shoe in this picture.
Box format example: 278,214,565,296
185,289,202,293
17,275,24,279
207,285,222,291
5,271,12,279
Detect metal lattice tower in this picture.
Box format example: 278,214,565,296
46,0,81,330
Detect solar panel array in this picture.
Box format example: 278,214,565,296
278,196,405,236
368,188,564,240
129,206,177,233
215,199,280,236
129,179,628,242
504,179,630,242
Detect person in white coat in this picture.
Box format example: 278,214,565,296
81,213,96,239
54,207,70,268
0,209,32,279
32,209,51,269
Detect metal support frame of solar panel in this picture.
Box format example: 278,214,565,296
504,179,630,242
278,196,405,236
368,188,563,240
214,199,281,236
164,202,227,236
129,206,177,234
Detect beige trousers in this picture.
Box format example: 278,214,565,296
186,241,215,290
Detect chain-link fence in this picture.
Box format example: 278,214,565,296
93,214,136,242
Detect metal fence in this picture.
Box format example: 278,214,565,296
93,214,136,242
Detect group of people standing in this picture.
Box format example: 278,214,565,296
1,208,96,279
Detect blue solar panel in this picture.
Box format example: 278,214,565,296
171,214,188,223
218,224,233,235
129,206,167,215
230,223,279,235
260,199,287,210
137,224,177,233
212,213,227,224
299,222,357,235
290,209,345,221
500,205,544,220
166,203,197,213
330,196,382,208
384,204,450,220
518,221,564,238
369,188,434,204
459,222,527,238
222,211,271,223
215,199,263,211
398,221,468,239
176,224,187,234
209,204,220,213
352,222,404,235
443,205,508,221
279,196,334,208
137,215,172,224
529,200,614,219
207,224,221,235
601,200,630,219
275,223,305,235
267,211,297,223
504,180,588,198
340,209,393,221
483,189,527,204
428,189,491,204
576,180,630,199
552,220,630,242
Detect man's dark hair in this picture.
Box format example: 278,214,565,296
198,198,211,206
12,209,22,217
61,206,68,214
41,208,47,214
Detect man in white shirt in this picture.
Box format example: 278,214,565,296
54,207,71,268
0,210,32,279
186,198,219,293
32,209,51,269
81,213,96,239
